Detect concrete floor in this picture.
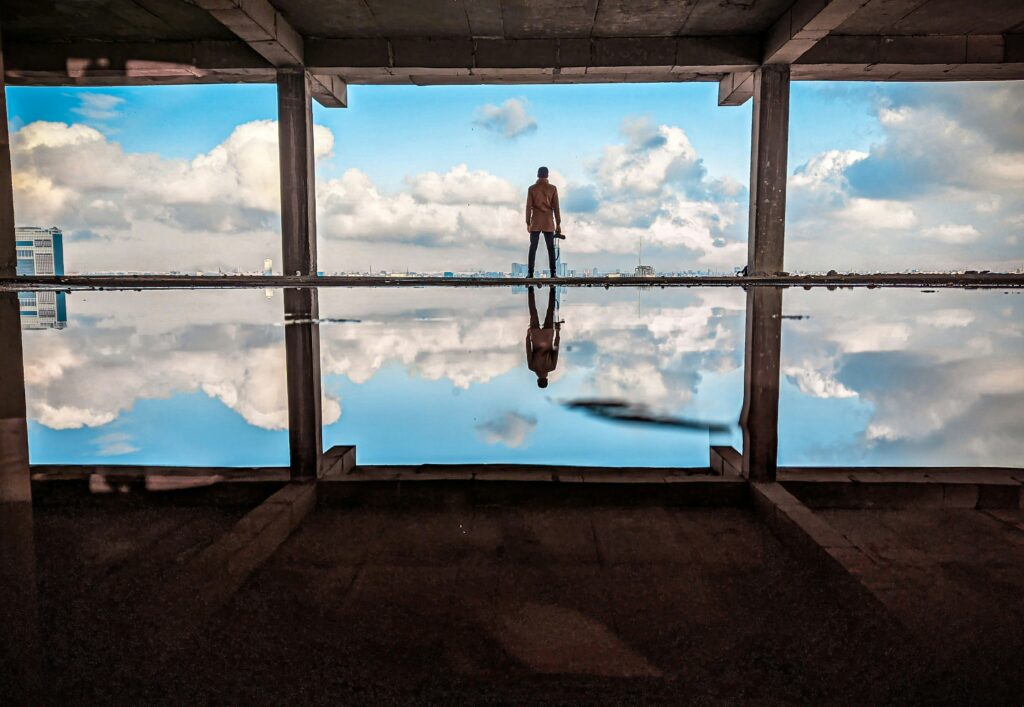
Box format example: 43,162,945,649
821,508,1024,701
25,502,1024,705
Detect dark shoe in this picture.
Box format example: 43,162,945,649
550,271,557,278
528,271,534,279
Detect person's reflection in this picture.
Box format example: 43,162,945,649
526,285,560,388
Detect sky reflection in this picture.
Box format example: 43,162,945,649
779,288,1024,467
19,286,1021,468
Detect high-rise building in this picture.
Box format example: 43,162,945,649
16,226,67,330
16,226,64,277
263,258,273,276
558,262,568,278
634,265,655,277
511,263,529,278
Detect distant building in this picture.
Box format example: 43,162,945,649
634,265,655,278
16,226,64,277
511,263,528,278
558,261,568,278
263,258,273,276
443,271,454,279
16,226,67,330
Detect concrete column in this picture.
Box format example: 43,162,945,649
277,69,323,478
747,66,790,275
739,286,783,482
0,29,15,279
0,27,41,703
0,26,31,502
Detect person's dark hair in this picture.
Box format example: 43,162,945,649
537,166,549,178
537,378,548,389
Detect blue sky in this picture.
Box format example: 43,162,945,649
19,286,1022,469
8,81,885,189
8,80,1023,469
10,79,1020,275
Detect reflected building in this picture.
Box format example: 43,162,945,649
16,226,67,330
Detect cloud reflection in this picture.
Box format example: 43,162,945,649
19,287,1022,467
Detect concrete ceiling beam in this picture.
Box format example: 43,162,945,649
793,33,1024,80
719,0,871,106
1,40,274,85
192,0,347,107
304,36,760,79
5,35,1023,88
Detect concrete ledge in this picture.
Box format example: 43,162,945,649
29,465,289,507
780,468,1023,509
6,272,1024,292
319,465,745,508
710,446,742,476
321,445,357,477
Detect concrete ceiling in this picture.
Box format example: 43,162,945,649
2,0,1023,93
5,0,1023,42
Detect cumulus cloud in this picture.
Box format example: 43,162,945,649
474,98,538,139
594,117,701,195
21,290,342,432
11,113,751,273
23,288,745,445
787,83,1024,272
475,411,538,448
781,289,1024,466
12,82,1021,277
21,285,1020,468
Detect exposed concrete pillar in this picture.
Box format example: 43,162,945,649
747,66,790,275
0,26,31,502
1,28,17,278
739,286,783,482
0,26,41,704
277,69,323,478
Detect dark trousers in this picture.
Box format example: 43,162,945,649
528,231,557,276
528,285,556,329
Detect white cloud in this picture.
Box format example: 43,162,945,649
918,308,974,328
72,93,126,121
922,224,981,244
594,118,699,196
789,149,867,192
93,432,139,456
406,164,519,205
12,114,753,273
837,198,917,230
474,98,538,139
783,365,856,399
787,83,1024,273
475,411,538,448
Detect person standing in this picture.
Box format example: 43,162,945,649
525,166,561,278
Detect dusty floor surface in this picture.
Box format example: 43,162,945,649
24,503,1024,705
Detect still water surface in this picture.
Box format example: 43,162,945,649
19,286,1022,468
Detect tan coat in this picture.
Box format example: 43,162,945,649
525,179,561,233
526,328,559,378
